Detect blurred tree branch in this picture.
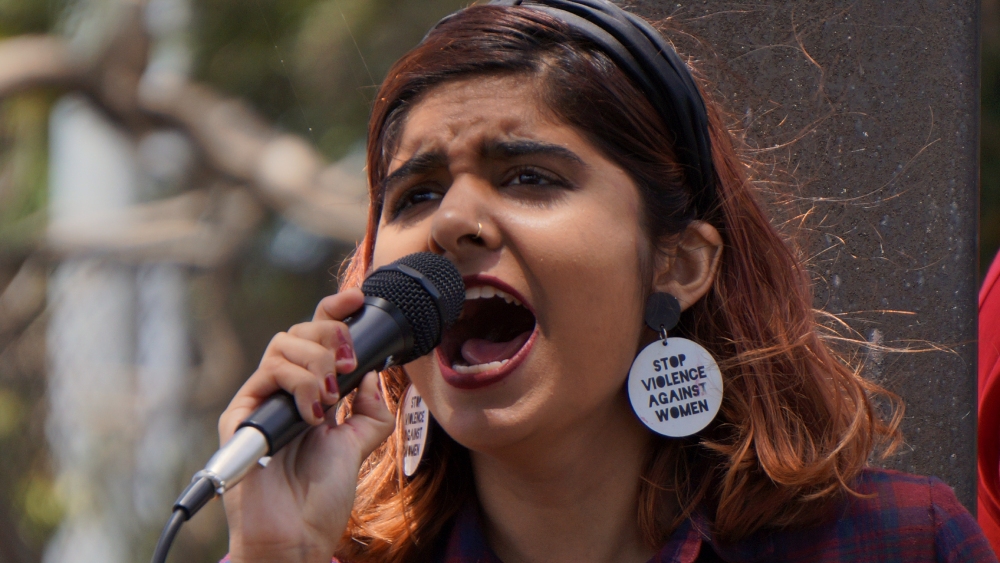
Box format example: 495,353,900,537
0,36,82,96
0,2,368,263
0,4,373,558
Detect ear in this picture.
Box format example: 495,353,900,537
652,221,723,311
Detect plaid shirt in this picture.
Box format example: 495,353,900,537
224,468,995,562
431,469,996,563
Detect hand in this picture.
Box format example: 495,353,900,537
219,288,395,563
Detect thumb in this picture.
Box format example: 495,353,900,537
338,372,395,458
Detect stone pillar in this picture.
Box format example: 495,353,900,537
631,0,980,508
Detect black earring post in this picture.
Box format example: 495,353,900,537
644,292,681,334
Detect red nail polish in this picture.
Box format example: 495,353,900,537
336,341,355,364
312,401,324,420
325,374,339,396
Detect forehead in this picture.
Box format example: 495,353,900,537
389,75,570,163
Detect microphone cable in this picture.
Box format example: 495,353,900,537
150,475,216,563
150,510,184,563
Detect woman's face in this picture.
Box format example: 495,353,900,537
371,75,653,453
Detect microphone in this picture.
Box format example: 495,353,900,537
168,252,464,523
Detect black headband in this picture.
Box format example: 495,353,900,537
428,0,717,216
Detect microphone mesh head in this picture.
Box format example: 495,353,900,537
361,252,465,363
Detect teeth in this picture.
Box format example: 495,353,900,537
464,286,523,307
452,359,509,374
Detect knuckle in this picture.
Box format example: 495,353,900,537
267,331,290,349
309,351,337,372
292,379,320,403
300,376,320,393
259,356,284,372
312,321,336,344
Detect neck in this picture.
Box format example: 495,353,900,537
471,395,661,563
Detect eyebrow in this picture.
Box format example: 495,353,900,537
380,139,587,193
381,150,449,192
479,139,586,166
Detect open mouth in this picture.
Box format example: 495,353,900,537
437,281,537,388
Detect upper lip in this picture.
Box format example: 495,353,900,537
461,275,534,314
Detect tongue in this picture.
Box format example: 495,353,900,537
460,331,531,366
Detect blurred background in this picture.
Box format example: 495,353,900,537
0,0,995,562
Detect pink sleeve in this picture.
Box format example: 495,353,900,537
978,249,1000,555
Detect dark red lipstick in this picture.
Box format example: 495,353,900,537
436,275,537,390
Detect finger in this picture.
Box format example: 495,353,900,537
313,288,365,322
287,321,357,373
263,360,336,427
219,359,339,443
269,332,338,382
339,372,395,457
288,361,336,427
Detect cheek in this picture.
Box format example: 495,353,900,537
400,356,434,397
527,205,647,394
371,221,430,269
533,200,645,317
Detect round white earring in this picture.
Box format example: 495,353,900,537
626,293,724,438
400,384,430,477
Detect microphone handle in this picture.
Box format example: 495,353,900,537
239,296,414,455
179,296,414,514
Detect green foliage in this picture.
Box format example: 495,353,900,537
0,95,50,229
191,0,468,160
0,0,59,36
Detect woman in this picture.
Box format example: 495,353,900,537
218,1,994,561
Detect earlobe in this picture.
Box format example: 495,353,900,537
652,221,723,311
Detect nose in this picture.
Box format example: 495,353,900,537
428,174,495,262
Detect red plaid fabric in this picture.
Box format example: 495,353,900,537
223,468,994,562
427,469,995,562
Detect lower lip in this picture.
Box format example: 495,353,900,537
436,326,538,390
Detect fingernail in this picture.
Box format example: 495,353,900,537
312,401,324,421
325,373,339,396
377,376,384,394
335,341,356,371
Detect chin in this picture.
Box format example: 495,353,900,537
437,404,544,454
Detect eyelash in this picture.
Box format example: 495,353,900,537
503,166,563,188
386,166,567,218
389,184,443,217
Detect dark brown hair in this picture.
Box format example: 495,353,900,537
335,6,901,561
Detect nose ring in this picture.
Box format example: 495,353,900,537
473,222,483,240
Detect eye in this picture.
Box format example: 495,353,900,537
389,185,443,218
504,166,563,187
